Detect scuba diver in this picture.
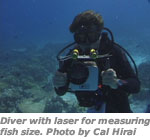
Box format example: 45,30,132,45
53,10,140,113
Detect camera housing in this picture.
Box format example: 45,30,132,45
68,60,99,92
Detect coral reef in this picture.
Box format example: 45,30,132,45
0,42,86,113
0,43,57,112
0,42,150,113
138,61,150,89
18,98,47,113
44,95,86,113
129,61,150,112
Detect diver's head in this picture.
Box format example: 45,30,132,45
70,10,104,46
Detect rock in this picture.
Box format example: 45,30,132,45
18,98,46,113
138,61,150,88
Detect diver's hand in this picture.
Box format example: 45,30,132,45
52,71,67,88
101,68,119,89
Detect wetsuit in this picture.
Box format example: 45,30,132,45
55,33,140,113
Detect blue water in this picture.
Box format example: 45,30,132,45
1,0,150,46
0,0,150,113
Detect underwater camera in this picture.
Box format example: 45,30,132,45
57,46,111,92
67,49,99,92
68,59,99,92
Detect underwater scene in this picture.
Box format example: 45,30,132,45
0,0,150,113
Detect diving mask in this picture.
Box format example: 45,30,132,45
74,25,100,44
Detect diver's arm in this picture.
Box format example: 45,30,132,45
117,78,140,93
54,70,69,96
54,46,79,96
54,56,72,96
53,69,69,96
115,47,140,93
